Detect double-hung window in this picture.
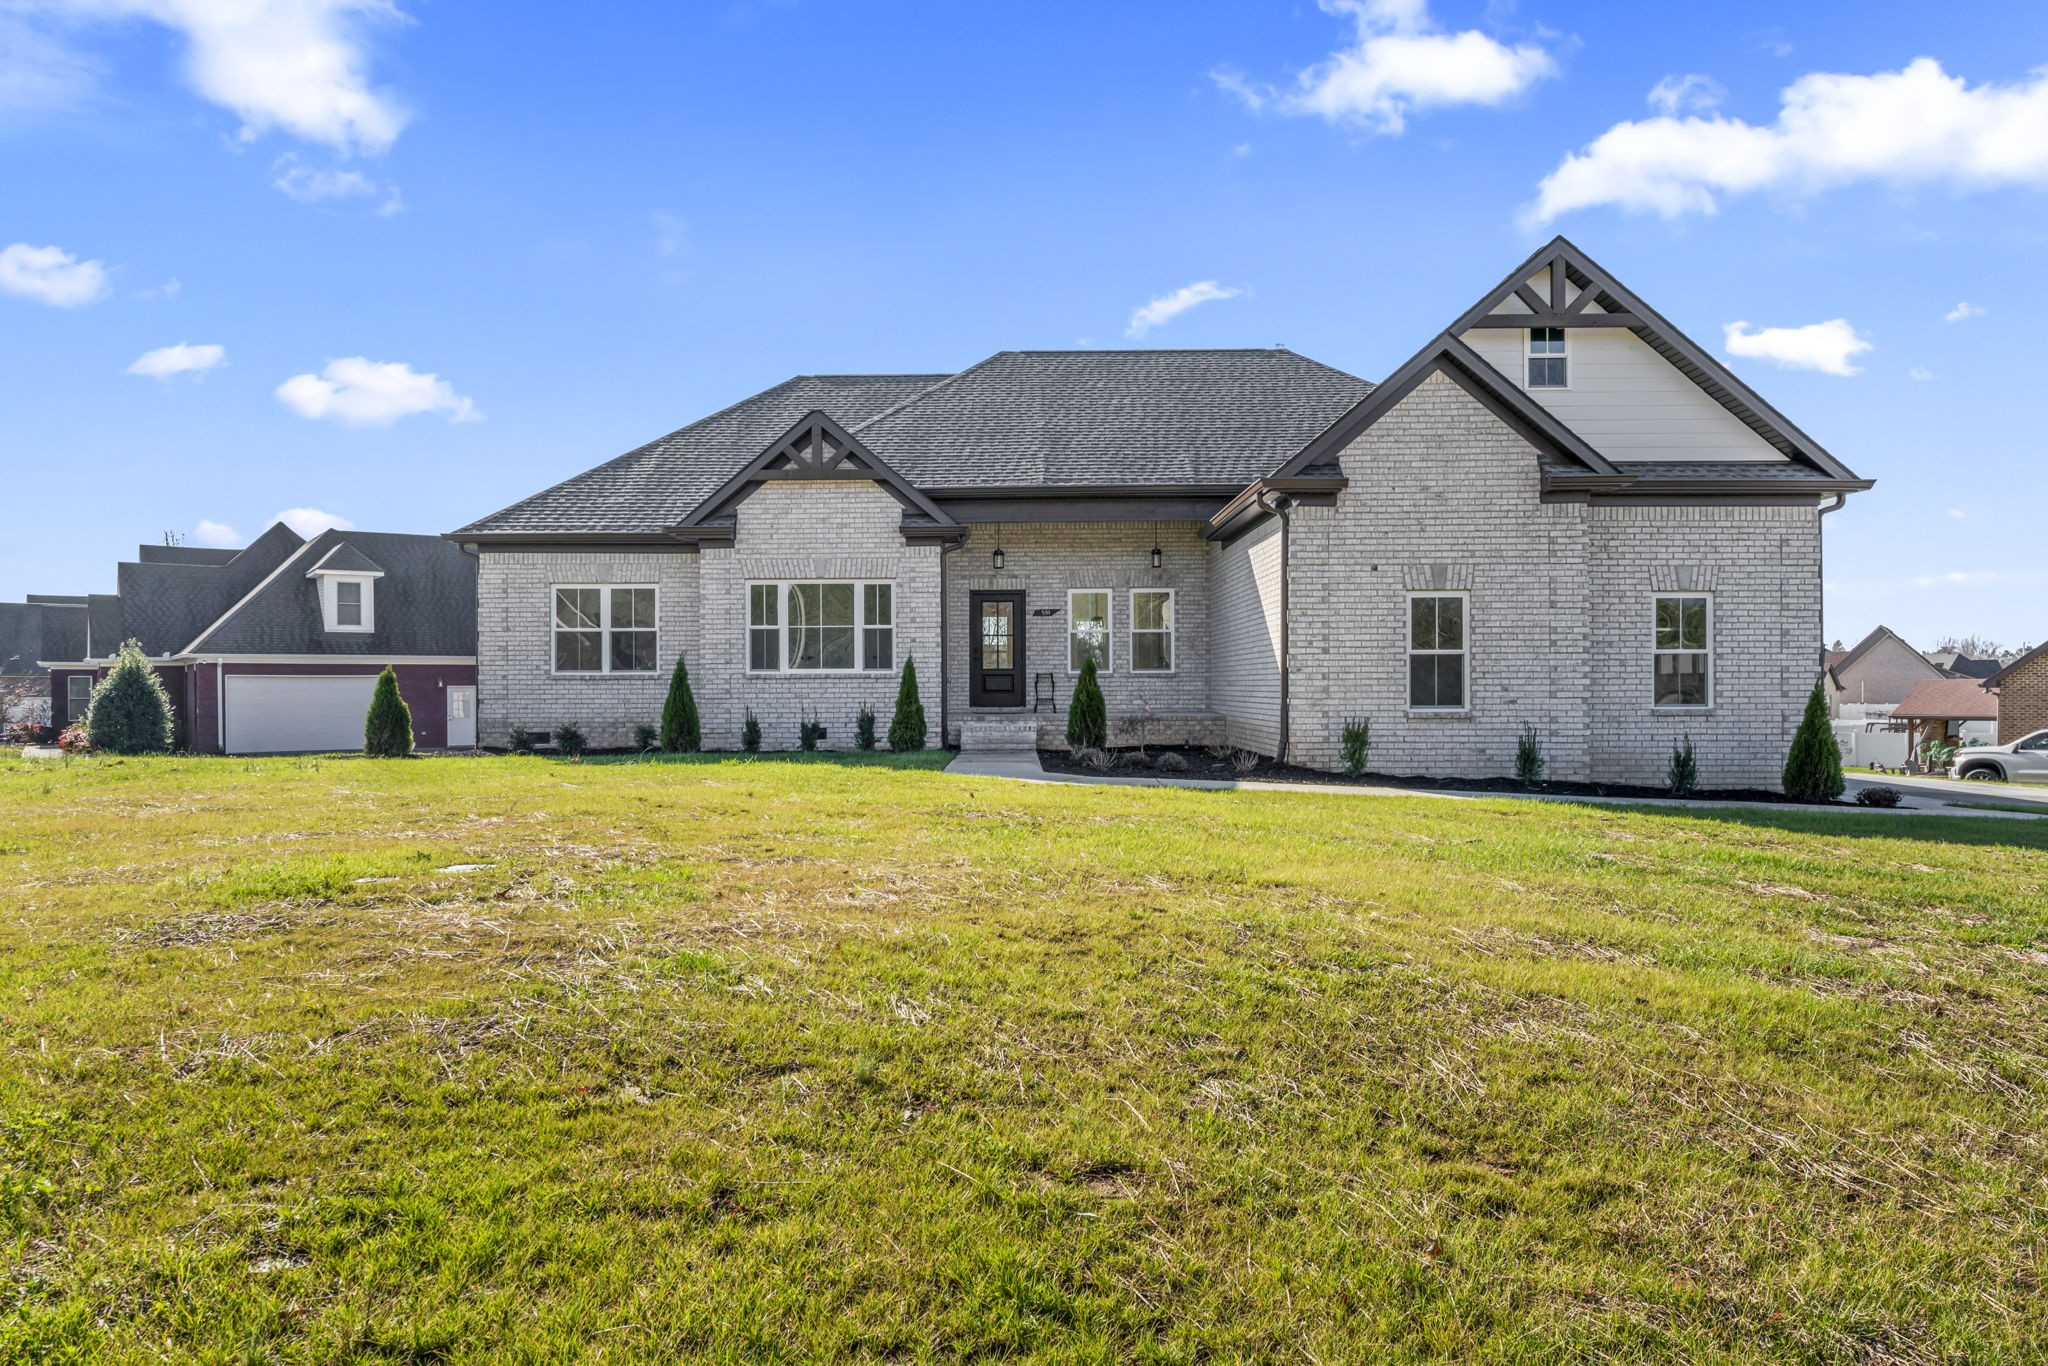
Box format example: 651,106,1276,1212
1408,594,1467,710
1653,595,1711,707
553,586,657,674
335,580,363,627
66,675,92,725
747,582,893,672
1069,590,1110,673
1131,589,1174,672
1527,327,1567,388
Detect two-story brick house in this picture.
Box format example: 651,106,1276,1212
451,238,1871,788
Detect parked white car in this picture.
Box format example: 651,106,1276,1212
1950,730,2048,783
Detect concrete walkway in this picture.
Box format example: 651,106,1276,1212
944,750,2044,819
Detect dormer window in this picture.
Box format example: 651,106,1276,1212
1527,327,1567,388
305,541,384,634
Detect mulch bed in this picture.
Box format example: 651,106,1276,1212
1037,746,1847,806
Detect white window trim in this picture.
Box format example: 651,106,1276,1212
1526,326,1569,390
1128,588,1175,674
744,580,895,675
551,584,660,677
1650,592,1713,710
65,674,92,724
1406,591,1470,713
315,573,378,634
1068,588,1112,675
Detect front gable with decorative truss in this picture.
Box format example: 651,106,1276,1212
671,410,964,548
1450,237,1867,478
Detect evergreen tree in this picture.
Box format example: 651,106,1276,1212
1066,656,1107,750
887,656,927,752
659,653,701,752
363,666,414,758
1781,683,1843,802
85,639,175,755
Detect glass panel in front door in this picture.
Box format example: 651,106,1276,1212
980,602,1014,668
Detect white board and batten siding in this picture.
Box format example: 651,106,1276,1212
1461,309,1788,464
223,675,377,754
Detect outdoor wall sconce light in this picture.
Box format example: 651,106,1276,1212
1149,545,1162,570
992,545,1005,571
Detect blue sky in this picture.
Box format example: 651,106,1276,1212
4,0,2046,654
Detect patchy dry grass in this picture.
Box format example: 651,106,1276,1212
2,750,2047,1363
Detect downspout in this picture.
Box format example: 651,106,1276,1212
1255,491,1296,763
939,531,969,749
1815,493,1847,679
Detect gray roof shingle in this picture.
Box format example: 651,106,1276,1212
454,350,1375,536
116,522,305,657
0,602,45,677
189,531,476,656
455,374,949,537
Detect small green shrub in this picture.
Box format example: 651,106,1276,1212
553,723,588,758
1782,684,1844,803
507,727,538,754
798,708,823,752
1340,717,1371,777
633,723,658,752
1066,657,1107,750
85,640,174,755
1514,724,1545,784
888,657,926,752
1856,785,1904,807
854,705,877,751
660,654,701,752
741,709,761,754
362,666,414,758
1667,735,1699,796
1156,751,1189,773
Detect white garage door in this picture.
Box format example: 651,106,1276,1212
223,675,380,754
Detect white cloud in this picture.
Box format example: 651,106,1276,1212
1648,73,1724,116
273,506,354,537
193,518,241,547
1126,281,1246,338
1908,365,1936,381
1911,569,2001,588
1216,0,1556,136
1944,301,1984,322
1946,507,1966,519
275,356,479,426
1527,58,2048,224
128,341,226,380
272,156,402,213
1722,318,1872,376
0,9,101,110
0,242,110,306
141,276,182,301
43,0,413,154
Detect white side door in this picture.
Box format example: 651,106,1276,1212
445,685,477,748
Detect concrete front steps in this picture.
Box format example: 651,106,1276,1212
958,717,1041,754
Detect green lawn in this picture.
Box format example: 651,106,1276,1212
4,752,2047,1363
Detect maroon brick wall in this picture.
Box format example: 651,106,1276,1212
196,662,478,753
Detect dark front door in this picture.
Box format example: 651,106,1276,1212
969,591,1026,708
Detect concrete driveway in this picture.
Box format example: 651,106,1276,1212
1846,772,2048,813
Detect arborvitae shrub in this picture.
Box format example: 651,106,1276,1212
888,657,927,752
1066,656,1107,750
855,705,877,751
741,709,762,754
362,667,413,758
553,723,587,758
1340,718,1370,777
1514,724,1545,784
1667,735,1699,796
85,640,175,755
660,654,701,752
1782,683,1844,802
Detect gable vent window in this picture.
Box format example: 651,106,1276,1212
1527,327,1567,388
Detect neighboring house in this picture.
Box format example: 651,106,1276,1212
35,528,478,753
1824,626,1947,718
1924,647,2004,680
0,599,58,728
451,237,1872,788
1891,678,1999,757
1984,642,2048,743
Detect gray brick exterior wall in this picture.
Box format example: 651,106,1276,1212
1284,371,1821,790
698,482,941,750
475,549,700,749
1207,517,1283,754
944,521,1213,747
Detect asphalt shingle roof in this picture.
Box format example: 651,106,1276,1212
116,522,305,657
308,542,386,576
189,531,476,656
456,375,949,537
0,603,45,677
454,351,1375,536
1892,678,1998,722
